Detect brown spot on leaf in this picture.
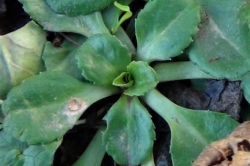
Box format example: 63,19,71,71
68,98,84,112
193,121,250,166
209,56,219,63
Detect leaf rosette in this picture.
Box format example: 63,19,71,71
76,33,158,96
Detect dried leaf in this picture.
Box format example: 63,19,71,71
193,121,250,166
231,151,250,166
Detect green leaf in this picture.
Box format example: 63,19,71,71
112,1,132,33
142,89,238,166
0,131,28,166
103,96,155,165
19,0,109,37
241,73,250,104
42,33,86,79
102,0,133,31
76,33,131,85
136,0,200,62
0,100,4,121
0,130,61,166
113,72,134,88
23,140,62,166
0,21,46,99
2,71,118,144
102,0,136,55
153,61,215,82
124,61,158,96
45,0,115,17
239,1,250,27
73,127,106,166
188,0,250,79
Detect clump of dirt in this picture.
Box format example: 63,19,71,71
158,79,242,120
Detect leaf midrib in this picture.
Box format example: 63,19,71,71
138,3,198,55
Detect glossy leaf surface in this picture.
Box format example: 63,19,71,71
124,61,158,96
189,0,250,79
103,96,155,165
0,21,46,99
19,0,109,37
76,34,131,85
142,89,238,166
136,0,200,62
42,33,86,79
3,72,118,144
45,0,115,16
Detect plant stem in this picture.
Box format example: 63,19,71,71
0,100,3,124
0,115,3,123
141,89,178,123
75,119,86,125
141,151,155,166
153,61,215,82
72,127,106,166
59,33,81,47
81,12,110,37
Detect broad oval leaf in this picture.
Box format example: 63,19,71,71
188,0,250,79
143,89,238,166
19,0,109,37
2,71,118,144
45,0,115,17
136,0,200,62
0,21,46,99
124,61,159,96
76,33,131,85
42,33,86,79
103,96,155,165
0,130,61,166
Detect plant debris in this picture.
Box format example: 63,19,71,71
193,121,250,166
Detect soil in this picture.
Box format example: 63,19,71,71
0,0,30,35
0,0,244,166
